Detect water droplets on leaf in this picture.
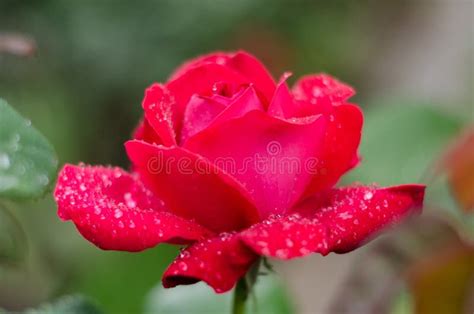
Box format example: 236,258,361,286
0,98,57,200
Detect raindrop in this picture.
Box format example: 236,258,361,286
363,191,373,201
114,209,123,219
0,153,10,169
37,174,49,186
178,261,188,271
124,192,136,209
312,86,323,97
275,249,288,259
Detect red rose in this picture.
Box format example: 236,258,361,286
54,51,425,293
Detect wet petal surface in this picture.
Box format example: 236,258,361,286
162,233,258,293
54,164,211,251
240,184,425,259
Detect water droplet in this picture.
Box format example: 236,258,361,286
339,212,352,220
124,192,136,208
363,191,373,200
276,249,288,259
178,261,188,271
114,209,123,219
312,86,323,97
0,153,10,169
37,174,49,186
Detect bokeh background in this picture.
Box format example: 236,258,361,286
0,1,472,313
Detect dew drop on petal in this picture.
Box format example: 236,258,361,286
124,192,136,209
178,261,188,271
363,191,373,200
114,209,123,219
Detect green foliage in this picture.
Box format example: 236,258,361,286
21,295,102,314
345,102,463,186
75,245,178,314
0,204,27,266
0,99,57,201
144,274,293,314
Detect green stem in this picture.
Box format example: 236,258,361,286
232,277,248,314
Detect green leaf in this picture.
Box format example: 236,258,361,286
390,287,414,314
144,274,293,314
0,203,27,266
6,295,103,314
344,103,463,185
0,98,57,200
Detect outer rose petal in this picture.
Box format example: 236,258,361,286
125,140,260,233
54,164,211,251
169,51,276,104
268,74,362,194
293,73,355,105
240,184,425,259
226,51,276,103
163,233,258,293
184,110,327,218
142,84,178,146
168,52,231,81
304,103,363,195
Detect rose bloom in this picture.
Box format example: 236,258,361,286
55,51,425,293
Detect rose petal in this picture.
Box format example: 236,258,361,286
303,103,363,195
180,95,227,143
168,51,276,104
162,233,258,293
168,52,232,81
267,74,362,194
142,84,178,146
293,73,355,105
240,184,425,259
226,51,276,103
125,140,260,233
181,86,264,144
168,62,247,106
267,72,296,119
54,164,211,251
209,86,264,127
184,110,327,218
133,118,163,145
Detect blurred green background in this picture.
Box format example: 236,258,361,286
0,0,472,313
